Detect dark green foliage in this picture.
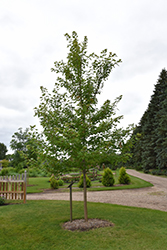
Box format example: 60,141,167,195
10,151,25,169
50,177,59,189
0,167,19,176
0,168,9,176
0,166,48,177
0,195,5,205
10,127,29,152
128,69,167,172
102,167,115,186
151,169,167,176
118,167,131,184
28,167,49,177
0,165,49,178
28,168,39,177
78,174,91,188
0,143,7,160
10,127,39,170
16,162,25,172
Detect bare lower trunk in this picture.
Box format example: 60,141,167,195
83,169,88,222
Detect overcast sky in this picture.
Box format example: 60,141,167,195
1,0,167,153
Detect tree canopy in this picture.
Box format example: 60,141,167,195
10,127,30,152
34,31,134,220
0,142,7,160
10,127,38,169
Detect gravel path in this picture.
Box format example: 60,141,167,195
27,170,167,212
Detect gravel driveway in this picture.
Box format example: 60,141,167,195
27,170,167,212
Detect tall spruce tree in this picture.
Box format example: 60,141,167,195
130,69,167,172
154,69,167,170
126,126,142,170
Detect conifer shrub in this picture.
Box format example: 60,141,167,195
102,167,115,187
118,167,131,184
58,179,64,186
50,177,59,189
78,174,91,188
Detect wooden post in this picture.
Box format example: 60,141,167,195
9,176,11,200
24,170,27,204
70,185,72,222
3,182,5,198
11,176,14,200
83,169,88,222
68,182,74,222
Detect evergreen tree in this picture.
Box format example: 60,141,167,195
154,69,167,170
126,126,142,170
131,69,167,172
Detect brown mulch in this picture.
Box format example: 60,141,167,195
63,218,114,231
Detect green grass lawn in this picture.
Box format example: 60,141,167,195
0,200,167,250
27,177,51,193
26,173,153,193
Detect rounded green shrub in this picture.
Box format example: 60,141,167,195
118,167,131,184
0,167,19,176
0,168,9,176
19,169,27,175
78,174,91,188
16,162,25,172
1,159,9,168
28,168,38,177
102,167,115,187
58,179,64,186
49,175,55,182
50,178,59,189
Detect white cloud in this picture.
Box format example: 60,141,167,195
0,0,167,151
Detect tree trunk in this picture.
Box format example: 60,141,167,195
83,169,88,221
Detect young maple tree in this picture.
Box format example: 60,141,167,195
35,31,133,221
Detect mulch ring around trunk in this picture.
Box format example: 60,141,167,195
63,218,114,231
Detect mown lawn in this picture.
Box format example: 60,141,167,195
0,200,167,250
26,173,153,193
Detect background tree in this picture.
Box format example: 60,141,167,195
0,143,8,160
0,159,9,168
10,127,38,170
129,69,167,172
154,69,167,170
10,127,30,152
34,31,133,221
126,128,142,170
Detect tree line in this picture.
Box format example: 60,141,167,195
127,69,167,175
